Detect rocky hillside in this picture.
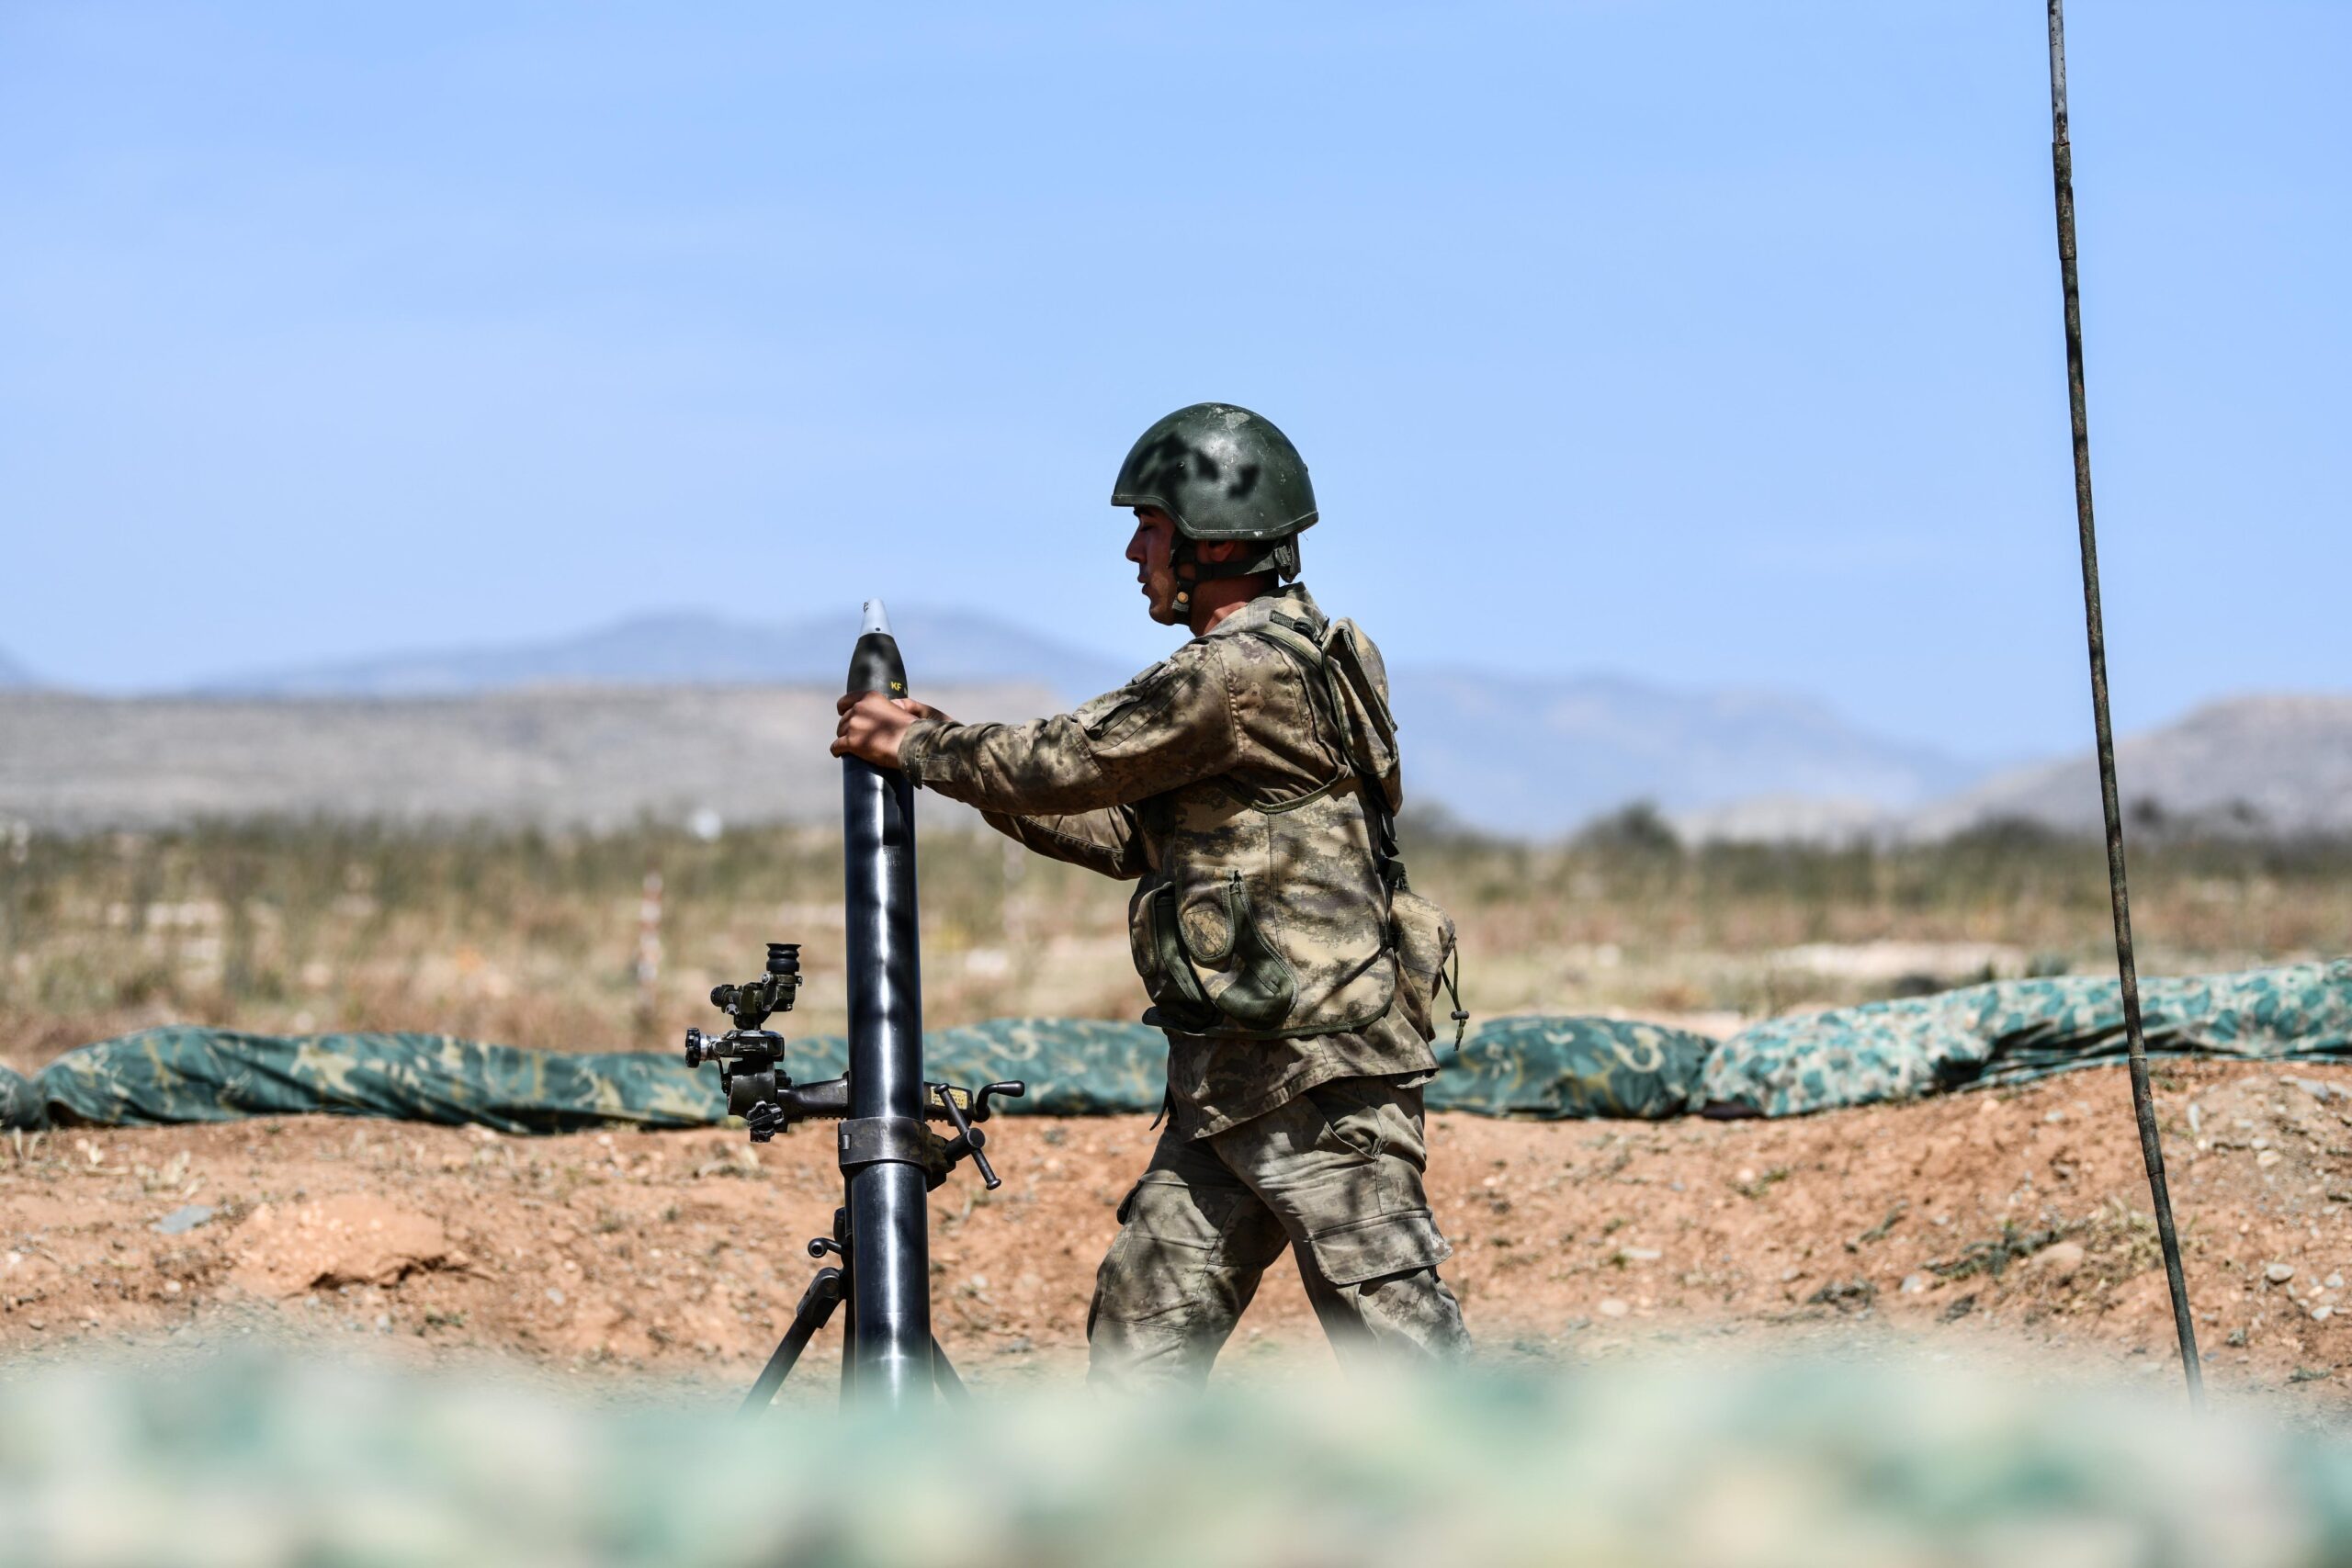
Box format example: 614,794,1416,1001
1909,694,2352,840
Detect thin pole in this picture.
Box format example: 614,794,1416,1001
2045,0,2202,1405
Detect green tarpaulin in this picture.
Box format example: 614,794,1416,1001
0,1013,1716,1134
6,960,2344,1132
1699,958,2352,1117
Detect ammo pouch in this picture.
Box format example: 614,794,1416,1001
1390,886,1467,1048
1130,873,1300,1035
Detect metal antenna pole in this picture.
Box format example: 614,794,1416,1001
2044,0,2202,1405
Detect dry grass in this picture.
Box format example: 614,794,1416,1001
4,812,2346,1072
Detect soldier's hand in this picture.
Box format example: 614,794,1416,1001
831,693,949,769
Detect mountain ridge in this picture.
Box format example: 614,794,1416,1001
1907,693,2352,840
14,610,2332,839
197,606,1136,705
187,608,1977,835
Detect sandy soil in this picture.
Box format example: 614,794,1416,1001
5,1060,2347,1413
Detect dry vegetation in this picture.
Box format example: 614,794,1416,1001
5,808,2346,1072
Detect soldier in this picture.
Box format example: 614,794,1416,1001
832,402,1470,1389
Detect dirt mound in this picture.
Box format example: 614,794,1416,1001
226,1194,458,1298
3,1061,2346,1409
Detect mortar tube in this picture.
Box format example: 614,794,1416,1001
841,597,931,1405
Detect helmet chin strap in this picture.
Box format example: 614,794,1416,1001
1167,537,1201,622
1165,536,1298,625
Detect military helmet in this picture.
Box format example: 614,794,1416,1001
1111,403,1318,543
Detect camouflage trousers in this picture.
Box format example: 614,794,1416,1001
1087,1076,1470,1391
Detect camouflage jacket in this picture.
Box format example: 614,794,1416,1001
900,584,1438,1136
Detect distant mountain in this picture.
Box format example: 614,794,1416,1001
175,611,1982,838
0,674,1976,838
8,607,2336,839
203,607,1135,706
1906,694,2352,839
1672,694,2352,842
0,682,1059,834
1393,671,1973,839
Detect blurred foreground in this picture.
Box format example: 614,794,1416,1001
2,1346,2346,1567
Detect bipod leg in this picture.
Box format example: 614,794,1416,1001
740,1265,844,1416
931,1336,970,1406
834,1205,857,1403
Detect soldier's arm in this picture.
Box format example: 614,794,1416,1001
978,806,1149,880
899,643,1239,817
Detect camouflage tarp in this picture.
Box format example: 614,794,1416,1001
1702,958,2352,1117
2,1023,1167,1134
9,961,2346,1132
2,1014,1709,1133
1432,1015,1713,1120
0,1062,34,1130
928,1014,1721,1122
16,1027,723,1135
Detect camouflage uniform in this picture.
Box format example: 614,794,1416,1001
900,583,1469,1387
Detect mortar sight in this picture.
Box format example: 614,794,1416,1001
707,942,801,1030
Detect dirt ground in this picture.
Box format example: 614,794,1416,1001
5,1060,2348,1415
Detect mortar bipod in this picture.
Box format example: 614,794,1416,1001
735,1077,1024,1412
682,937,1024,1407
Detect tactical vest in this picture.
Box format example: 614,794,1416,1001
1127,604,1464,1045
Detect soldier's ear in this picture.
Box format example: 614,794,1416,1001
1195,538,1251,565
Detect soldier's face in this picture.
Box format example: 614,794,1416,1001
1126,508,1186,626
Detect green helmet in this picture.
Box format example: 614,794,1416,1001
1111,402,1318,551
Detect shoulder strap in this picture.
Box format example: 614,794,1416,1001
1247,615,1409,895
1264,613,1453,1038
1247,616,1345,771
1250,613,1328,680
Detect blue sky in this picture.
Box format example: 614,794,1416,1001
2,2,2343,758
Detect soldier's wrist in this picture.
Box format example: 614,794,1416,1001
898,719,944,787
